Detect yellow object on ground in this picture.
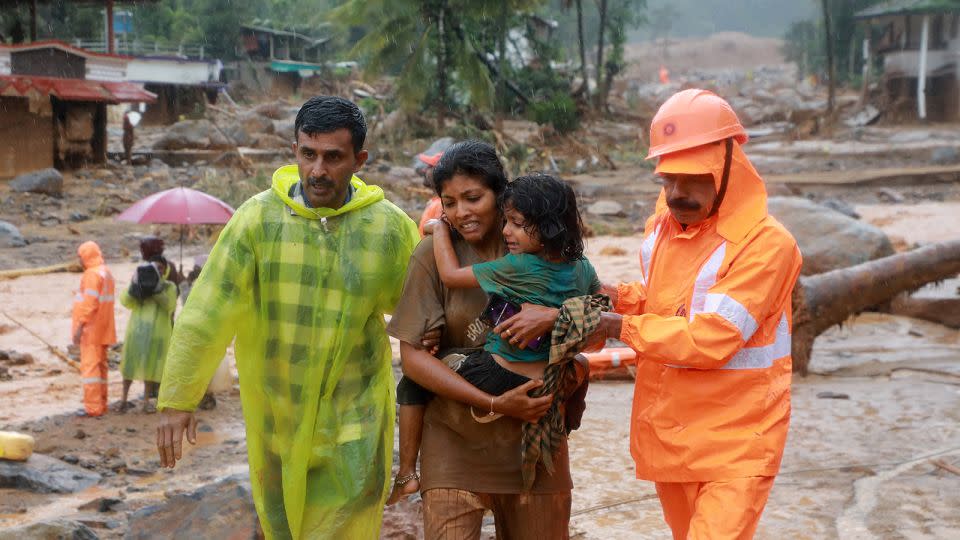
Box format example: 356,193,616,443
0,431,35,461
159,166,419,539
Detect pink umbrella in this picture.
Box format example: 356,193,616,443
116,187,234,224
116,187,235,271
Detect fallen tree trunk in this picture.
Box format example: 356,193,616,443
0,262,82,281
792,239,960,374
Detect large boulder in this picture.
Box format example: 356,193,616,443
124,474,257,540
768,196,895,275
0,453,101,493
10,168,63,197
238,112,275,136
0,220,26,248
587,200,625,217
153,120,212,150
0,519,98,540
411,137,454,172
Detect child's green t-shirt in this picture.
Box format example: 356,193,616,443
472,252,600,363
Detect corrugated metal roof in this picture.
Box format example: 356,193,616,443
0,75,156,103
856,0,960,19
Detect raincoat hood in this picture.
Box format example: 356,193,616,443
78,241,104,269
272,164,384,219
654,140,767,244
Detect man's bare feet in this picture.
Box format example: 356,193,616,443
385,471,420,505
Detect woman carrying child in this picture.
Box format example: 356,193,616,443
386,140,598,539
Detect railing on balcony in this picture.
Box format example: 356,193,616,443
73,39,207,60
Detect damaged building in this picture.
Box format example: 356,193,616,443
857,0,960,121
0,41,155,179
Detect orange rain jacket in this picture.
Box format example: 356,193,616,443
418,196,443,237
72,241,117,346
616,140,802,482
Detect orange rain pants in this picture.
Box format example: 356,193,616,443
655,476,774,540
80,342,109,416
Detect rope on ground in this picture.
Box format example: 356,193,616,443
1,310,80,371
571,494,660,517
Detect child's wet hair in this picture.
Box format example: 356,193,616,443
500,173,585,262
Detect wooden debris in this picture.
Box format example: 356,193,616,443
931,459,960,477
1,311,80,371
0,262,82,281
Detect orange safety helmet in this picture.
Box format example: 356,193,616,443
646,89,748,160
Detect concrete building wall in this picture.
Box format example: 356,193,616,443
127,58,215,85
0,96,53,180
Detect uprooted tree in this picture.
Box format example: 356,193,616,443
792,239,960,374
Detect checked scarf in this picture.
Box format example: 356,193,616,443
521,293,611,491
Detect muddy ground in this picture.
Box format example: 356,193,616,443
1,192,959,538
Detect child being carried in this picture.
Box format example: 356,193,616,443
388,173,600,504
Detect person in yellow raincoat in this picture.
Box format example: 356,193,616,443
117,257,177,413
155,96,419,539
593,89,803,539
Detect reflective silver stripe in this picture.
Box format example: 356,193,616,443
81,377,108,384
640,224,660,284
688,242,727,318
99,294,115,302
84,289,99,297
74,293,83,302
722,314,791,370
703,293,759,342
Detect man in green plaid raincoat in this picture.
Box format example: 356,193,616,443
155,96,419,539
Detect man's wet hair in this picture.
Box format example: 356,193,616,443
294,96,367,153
432,140,508,196
501,173,586,262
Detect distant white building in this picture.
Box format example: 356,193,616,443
856,0,960,121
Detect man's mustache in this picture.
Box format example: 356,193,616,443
307,177,335,189
667,197,702,211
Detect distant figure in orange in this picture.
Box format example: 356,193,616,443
72,241,117,417
659,65,670,84
417,151,444,237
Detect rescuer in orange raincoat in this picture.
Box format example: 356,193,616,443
416,151,444,237
72,240,117,417
593,89,803,539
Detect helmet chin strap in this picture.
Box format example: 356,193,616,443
709,138,733,217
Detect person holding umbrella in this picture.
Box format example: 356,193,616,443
154,96,420,539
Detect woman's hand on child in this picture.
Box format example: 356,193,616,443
494,379,553,423
494,304,559,350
